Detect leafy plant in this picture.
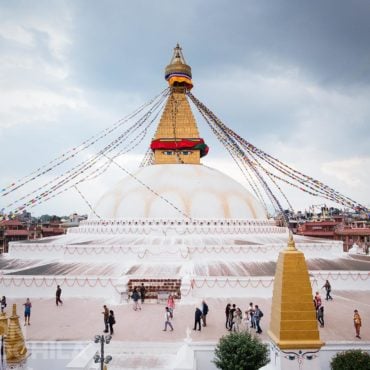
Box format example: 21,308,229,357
213,331,269,370
330,349,370,370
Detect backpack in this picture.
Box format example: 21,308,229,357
259,311,264,318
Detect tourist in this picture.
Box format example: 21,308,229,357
131,287,141,311
56,285,63,306
163,307,173,331
254,304,264,334
108,310,115,335
1,296,7,313
322,280,333,301
102,305,109,333
201,299,209,327
228,304,236,331
233,307,242,332
225,303,231,329
193,307,202,331
353,309,362,339
243,310,250,332
317,305,324,327
248,302,255,329
228,304,237,332
167,294,175,318
23,298,32,326
140,283,146,304
314,292,322,310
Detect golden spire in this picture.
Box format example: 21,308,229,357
150,45,208,165
5,304,28,365
268,234,324,350
287,229,297,251
165,43,193,90
0,310,8,336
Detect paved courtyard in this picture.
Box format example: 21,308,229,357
8,290,370,343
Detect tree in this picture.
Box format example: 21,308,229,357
330,350,370,370
213,331,269,370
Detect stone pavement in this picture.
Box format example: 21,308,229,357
8,290,370,343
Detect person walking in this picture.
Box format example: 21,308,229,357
228,304,236,331
108,310,115,335
322,280,333,301
102,305,109,333
131,287,141,311
56,285,63,306
163,307,173,331
140,283,146,304
23,298,32,326
167,294,175,318
317,305,324,327
314,292,322,310
193,307,202,331
225,303,231,329
248,302,255,329
201,300,209,327
353,309,362,339
254,305,264,334
1,296,7,313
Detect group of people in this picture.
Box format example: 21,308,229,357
225,302,264,334
101,304,116,335
316,280,362,339
314,280,335,328
193,300,209,331
131,284,147,311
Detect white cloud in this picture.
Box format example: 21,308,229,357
321,157,370,189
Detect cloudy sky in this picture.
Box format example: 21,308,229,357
1,0,370,216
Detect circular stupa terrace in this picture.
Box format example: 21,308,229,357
4,211,369,304
3,167,369,304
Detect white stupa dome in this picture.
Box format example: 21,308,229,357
93,164,267,220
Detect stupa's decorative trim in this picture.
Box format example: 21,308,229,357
0,272,369,301
71,218,283,235
9,241,341,254
150,138,209,157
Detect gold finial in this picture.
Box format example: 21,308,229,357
287,230,297,251
165,44,193,89
12,303,17,316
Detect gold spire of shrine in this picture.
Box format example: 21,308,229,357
151,44,208,165
268,234,324,350
5,304,28,365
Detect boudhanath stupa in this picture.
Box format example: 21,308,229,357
1,45,370,370
2,45,368,303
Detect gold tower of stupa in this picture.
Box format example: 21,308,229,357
4,304,28,365
268,233,324,350
150,44,208,164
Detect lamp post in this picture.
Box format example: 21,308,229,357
94,335,112,370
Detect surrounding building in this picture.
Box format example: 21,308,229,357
0,213,87,253
296,209,370,252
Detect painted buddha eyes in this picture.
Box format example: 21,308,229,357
162,150,192,155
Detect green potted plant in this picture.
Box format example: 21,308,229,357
213,331,269,370
330,349,370,370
